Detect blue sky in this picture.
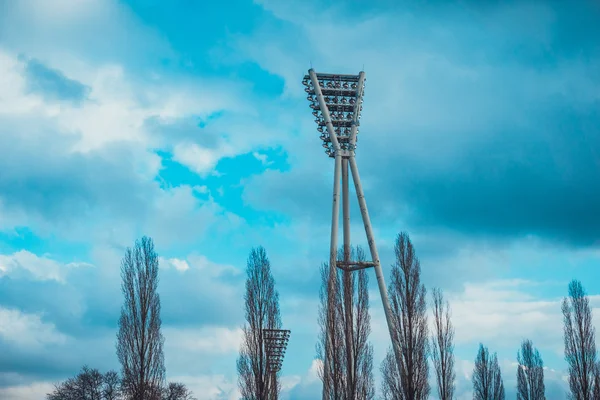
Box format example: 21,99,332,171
0,0,599,399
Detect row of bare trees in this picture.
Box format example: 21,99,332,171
315,232,454,400
234,233,600,399
310,231,600,400
47,236,195,400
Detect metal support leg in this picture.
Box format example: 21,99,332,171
322,152,342,400
348,156,403,375
342,158,355,399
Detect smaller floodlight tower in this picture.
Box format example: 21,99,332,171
263,328,291,400
302,70,402,398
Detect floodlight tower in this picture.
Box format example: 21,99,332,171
302,70,402,397
263,329,291,400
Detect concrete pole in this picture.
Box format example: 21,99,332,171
342,158,355,398
309,69,342,400
348,155,403,376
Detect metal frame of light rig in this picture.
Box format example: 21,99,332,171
303,69,403,399
263,329,290,400
263,329,291,373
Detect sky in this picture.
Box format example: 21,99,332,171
0,0,599,399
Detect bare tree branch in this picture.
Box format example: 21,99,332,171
317,246,374,400
431,288,455,400
516,339,545,400
116,236,165,400
162,382,196,400
381,232,429,400
237,247,282,400
563,280,597,400
472,344,505,400
46,366,123,400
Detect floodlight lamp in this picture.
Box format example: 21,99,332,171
312,110,319,117
302,78,309,86
318,127,324,133
304,87,312,93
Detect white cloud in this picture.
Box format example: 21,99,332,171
0,250,89,283
164,326,243,355
0,307,68,349
161,257,191,272
0,381,55,400
172,142,232,177
449,279,564,349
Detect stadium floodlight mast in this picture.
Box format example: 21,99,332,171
263,328,291,399
302,69,403,398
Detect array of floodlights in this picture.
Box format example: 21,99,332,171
263,329,291,373
302,74,365,157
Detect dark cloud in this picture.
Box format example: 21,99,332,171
23,58,90,105
243,0,600,248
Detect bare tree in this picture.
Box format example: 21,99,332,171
162,382,196,400
316,246,375,400
103,370,122,400
516,339,545,400
380,349,401,400
431,288,455,400
116,236,165,400
47,366,122,400
593,363,600,400
317,259,345,399
472,344,505,400
563,279,598,400
381,232,429,400
237,247,282,400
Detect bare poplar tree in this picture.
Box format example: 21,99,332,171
472,344,505,400
593,363,600,400
516,339,545,400
317,246,375,400
381,232,429,400
563,279,597,400
317,259,345,399
380,349,401,400
237,247,282,400
431,288,455,400
116,236,165,400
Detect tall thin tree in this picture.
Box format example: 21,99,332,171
116,236,165,400
316,246,375,400
516,339,545,400
381,232,429,400
431,288,455,400
562,279,597,400
237,247,282,400
472,344,505,400
593,363,600,400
